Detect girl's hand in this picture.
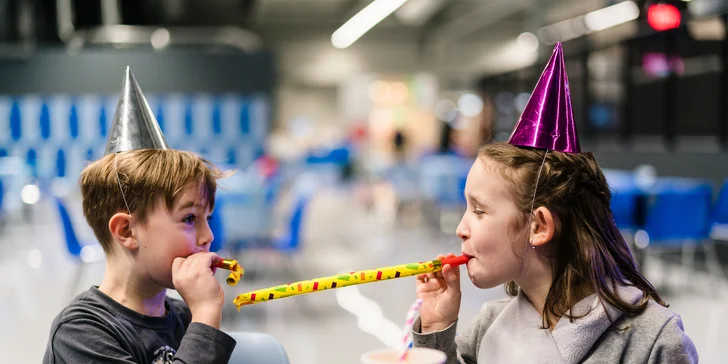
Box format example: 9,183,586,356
415,253,462,333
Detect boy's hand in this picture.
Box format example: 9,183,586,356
172,252,225,329
416,253,462,333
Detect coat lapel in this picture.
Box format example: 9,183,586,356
478,291,565,364
477,286,643,364
551,285,642,364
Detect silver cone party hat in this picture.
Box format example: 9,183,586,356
104,66,168,155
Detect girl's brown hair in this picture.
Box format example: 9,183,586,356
479,142,665,329
80,149,226,254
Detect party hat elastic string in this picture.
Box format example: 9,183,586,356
114,153,133,215
519,150,549,276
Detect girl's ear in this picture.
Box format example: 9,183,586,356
530,206,556,247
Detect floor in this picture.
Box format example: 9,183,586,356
0,189,726,363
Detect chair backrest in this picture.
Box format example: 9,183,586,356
227,332,289,364
54,197,83,257
610,188,639,230
280,194,310,251
644,181,713,243
0,178,5,213
713,179,728,225
56,148,66,178
209,199,225,253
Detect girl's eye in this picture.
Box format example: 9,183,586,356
183,215,196,225
473,210,485,216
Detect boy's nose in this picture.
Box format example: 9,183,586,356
198,222,214,247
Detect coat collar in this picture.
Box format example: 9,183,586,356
478,285,643,364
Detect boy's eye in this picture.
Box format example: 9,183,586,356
182,215,196,224
473,209,485,216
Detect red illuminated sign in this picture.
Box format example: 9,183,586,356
647,4,681,31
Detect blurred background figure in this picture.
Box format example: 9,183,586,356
0,0,726,363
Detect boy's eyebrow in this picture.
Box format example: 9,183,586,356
177,201,205,210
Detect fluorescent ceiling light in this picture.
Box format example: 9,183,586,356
584,1,640,32
538,1,639,44
516,32,539,53
332,0,408,49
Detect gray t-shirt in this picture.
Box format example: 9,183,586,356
43,286,236,364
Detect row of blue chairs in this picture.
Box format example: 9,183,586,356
610,176,728,243
0,94,267,145
608,174,728,292
0,142,264,180
379,156,728,246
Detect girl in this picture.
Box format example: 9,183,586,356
412,43,698,364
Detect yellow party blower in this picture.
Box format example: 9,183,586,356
232,255,469,310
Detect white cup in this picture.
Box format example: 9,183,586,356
360,347,447,364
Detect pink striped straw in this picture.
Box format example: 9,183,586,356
398,298,424,362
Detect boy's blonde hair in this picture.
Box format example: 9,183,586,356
80,149,225,254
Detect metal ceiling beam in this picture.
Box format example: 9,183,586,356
427,0,536,50
66,25,263,52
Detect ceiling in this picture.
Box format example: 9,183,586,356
0,0,691,87
247,0,609,86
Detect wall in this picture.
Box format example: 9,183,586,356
0,47,276,94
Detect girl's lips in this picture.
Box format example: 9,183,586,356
462,253,474,259
441,255,470,266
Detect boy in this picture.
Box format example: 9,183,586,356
43,68,236,363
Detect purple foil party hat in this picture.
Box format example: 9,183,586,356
508,42,581,153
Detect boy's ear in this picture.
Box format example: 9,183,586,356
109,213,138,250
530,206,557,247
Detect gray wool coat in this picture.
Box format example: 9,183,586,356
412,286,698,364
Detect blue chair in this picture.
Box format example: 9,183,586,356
0,178,5,230
642,179,722,289
605,169,641,230
227,332,289,364
418,154,472,208
214,178,283,253
305,146,350,165
232,193,311,281
209,199,225,253
711,179,728,240
272,194,310,254
55,197,83,257
0,178,4,214
610,188,640,230
643,181,713,243
54,197,104,298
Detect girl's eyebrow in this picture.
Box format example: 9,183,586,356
466,194,490,208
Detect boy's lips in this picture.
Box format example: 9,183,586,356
462,252,474,259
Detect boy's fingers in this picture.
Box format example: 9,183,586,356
187,252,220,271
208,253,224,266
